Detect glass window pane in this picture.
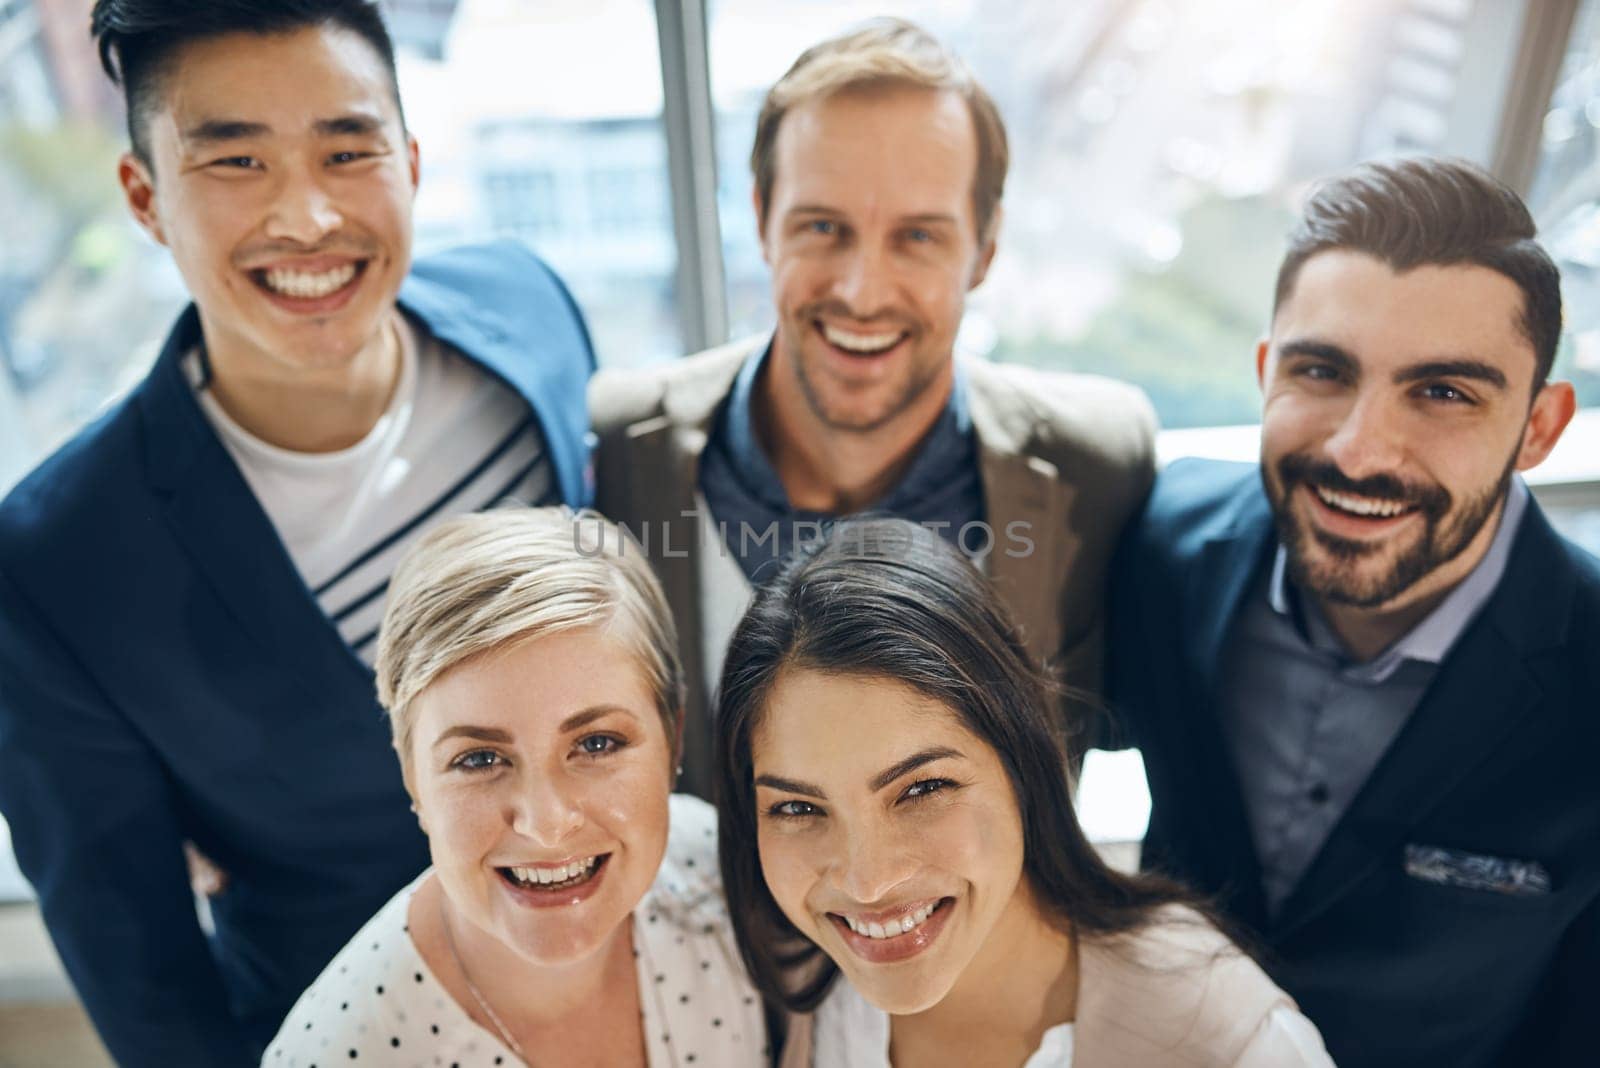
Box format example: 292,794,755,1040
709,0,1490,429
1529,0,1600,411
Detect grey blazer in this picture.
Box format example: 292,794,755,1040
589,336,1156,795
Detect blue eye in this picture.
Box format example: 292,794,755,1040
905,227,933,243
804,219,837,236
452,749,504,772
576,734,623,757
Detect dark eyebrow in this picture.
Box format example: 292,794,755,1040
431,725,512,750
754,773,826,798
182,119,271,144
1393,359,1507,391
869,746,964,792
1277,338,1358,373
314,114,387,138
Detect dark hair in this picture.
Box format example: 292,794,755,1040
90,0,405,168
714,517,1201,1012
1274,156,1563,394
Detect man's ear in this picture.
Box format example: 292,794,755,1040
1255,338,1271,390
752,185,772,265
969,204,1001,290
119,151,167,246
1515,380,1577,472
406,132,421,193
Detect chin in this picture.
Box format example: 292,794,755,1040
847,968,954,1016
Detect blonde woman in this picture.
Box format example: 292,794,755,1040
265,509,765,1067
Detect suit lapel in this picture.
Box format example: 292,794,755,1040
966,363,1072,667
1185,516,1277,926
137,309,373,702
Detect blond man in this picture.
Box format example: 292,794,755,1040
591,18,1155,794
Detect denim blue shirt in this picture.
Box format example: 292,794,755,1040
697,339,985,582
1219,478,1530,913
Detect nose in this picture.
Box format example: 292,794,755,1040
263,166,343,246
830,818,918,907
507,770,584,848
1322,390,1406,480
831,242,894,317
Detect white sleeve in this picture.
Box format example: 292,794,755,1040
1233,1004,1338,1068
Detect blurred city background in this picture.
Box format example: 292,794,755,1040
3,0,1600,1061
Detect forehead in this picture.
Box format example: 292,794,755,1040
413,629,658,734
770,85,977,218
153,24,400,133
1274,250,1537,377
753,669,980,776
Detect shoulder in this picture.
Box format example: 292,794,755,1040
264,876,441,1063
967,358,1156,478
1079,906,1326,1065
409,239,574,310
1124,458,1265,563
589,337,757,437
0,393,145,576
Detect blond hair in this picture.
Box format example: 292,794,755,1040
750,17,1008,241
374,508,684,792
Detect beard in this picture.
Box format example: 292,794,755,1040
780,302,941,433
1266,451,1516,609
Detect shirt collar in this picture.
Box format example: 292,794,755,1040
718,335,972,514
1269,476,1529,682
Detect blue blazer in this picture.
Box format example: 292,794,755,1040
1108,459,1600,1067
0,242,595,1066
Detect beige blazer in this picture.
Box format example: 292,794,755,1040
589,336,1156,795
777,911,1333,1067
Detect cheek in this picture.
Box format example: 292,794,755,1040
756,828,821,923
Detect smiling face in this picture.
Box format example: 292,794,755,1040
119,25,418,381
1259,250,1573,613
751,668,1036,1015
408,628,673,967
758,85,996,433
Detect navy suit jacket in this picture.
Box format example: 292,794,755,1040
1108,459,1600,1067
0,242,595,1066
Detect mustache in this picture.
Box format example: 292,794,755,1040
798,299,914,331
1276,453,1450,516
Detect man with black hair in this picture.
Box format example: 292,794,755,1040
0,2,594,1063
1109,157,1600,1066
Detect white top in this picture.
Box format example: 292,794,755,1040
193,312,554,663
813,978,1075,1067
262,795,765,1067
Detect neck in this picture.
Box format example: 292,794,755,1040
1318,495,1508,663
201,311,401,453
412,875,638,1036
756,347,953,514
890,882,1076,1066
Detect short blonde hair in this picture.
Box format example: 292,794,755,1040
750,18,1008,241
375,508,684,792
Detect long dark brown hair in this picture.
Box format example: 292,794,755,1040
714,517,1201,1012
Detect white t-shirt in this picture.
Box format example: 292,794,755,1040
193,312,555,663
262,795,766,1067
812,978,1074,1068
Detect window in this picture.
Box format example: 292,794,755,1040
710,0,1502,430
1529,0,1600,412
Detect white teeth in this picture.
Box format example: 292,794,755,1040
508,856,599,888
261,263,358,299
845,903,937,939
1314,486,1411,518
822,323,903,354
